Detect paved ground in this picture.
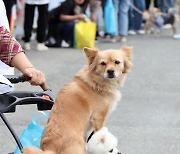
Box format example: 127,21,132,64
1,27,180,154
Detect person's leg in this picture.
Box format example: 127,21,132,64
128,0,136,34
24,4,35,42
169,0,175,8
112,0,119,36
145,0,150,10
58,21,75,47
101,0,107,12
2,0,15,27
154,0,158,8
164,0,175,13
133,0,145,31
36,4,49,51
157,0,162,11
37,4,48,43
118,0,129,40
158,0,167,13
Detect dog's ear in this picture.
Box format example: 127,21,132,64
100,127,108,133
121,46,133,73
84,47,98,65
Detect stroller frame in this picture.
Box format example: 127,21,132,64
0,75,54,153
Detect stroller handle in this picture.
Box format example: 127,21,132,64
4,75,49,91
4,75,30,83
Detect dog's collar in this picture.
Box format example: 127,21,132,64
87,130,94,143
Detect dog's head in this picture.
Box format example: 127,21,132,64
83,46,133,82
86,127,121,154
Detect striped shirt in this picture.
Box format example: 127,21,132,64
0,26,24,66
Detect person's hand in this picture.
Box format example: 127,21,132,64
10,52,48,90
90,14,97,22
23,67,46,86
76,14,85,20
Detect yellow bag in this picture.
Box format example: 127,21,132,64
75,18,96,49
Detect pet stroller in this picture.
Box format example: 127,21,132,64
0,75,54,153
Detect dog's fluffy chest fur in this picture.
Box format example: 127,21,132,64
73,67,122,133
75,66,122,112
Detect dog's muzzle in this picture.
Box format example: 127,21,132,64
107,69,115,78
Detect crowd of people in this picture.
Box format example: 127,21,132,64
2,0,180,50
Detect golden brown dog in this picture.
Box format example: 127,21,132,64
23,46,133,154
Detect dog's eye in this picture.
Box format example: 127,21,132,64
115,60,120,65
100,61,106,66
109,149,113,153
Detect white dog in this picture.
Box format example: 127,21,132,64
86,127,121,154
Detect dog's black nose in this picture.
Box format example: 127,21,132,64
117,152,121,154
107,69,115,78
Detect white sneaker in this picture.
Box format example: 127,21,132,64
61,40,70,47
37,43,48,51
173,33,180,39
24,42,31,50
137,30,145,35
163,24,171,29
128,30,136,35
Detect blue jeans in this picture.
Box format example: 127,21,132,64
157,0,175,13
113,0,130,36
128,0,145,31
58,21,75,47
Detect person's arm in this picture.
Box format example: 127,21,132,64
60,14,84,21
10,52,46,86
0,26,46,87
89,0,101,22
58,0,85,22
